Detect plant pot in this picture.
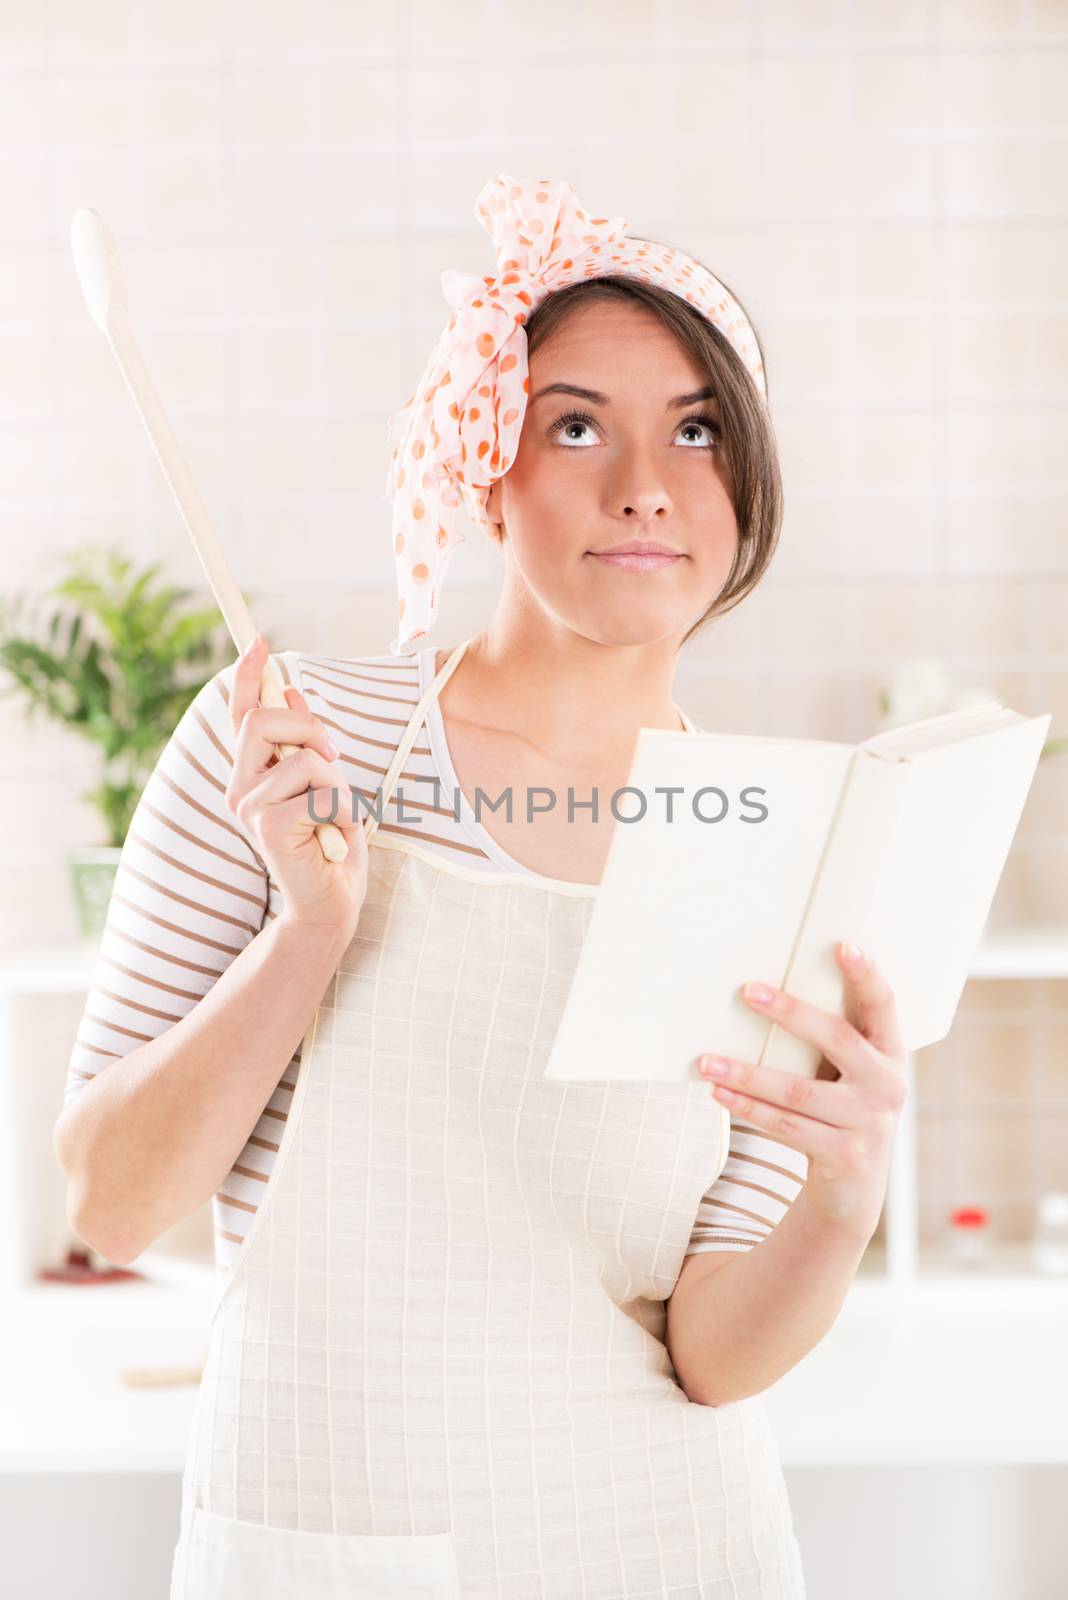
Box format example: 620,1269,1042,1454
66,846,123,941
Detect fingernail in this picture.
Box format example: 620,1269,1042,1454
698,1055,730,1077
841,942,864,967
243,633,262,657
325,737,340,760
744,982,775,1005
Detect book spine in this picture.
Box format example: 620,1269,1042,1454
758,748,912,1078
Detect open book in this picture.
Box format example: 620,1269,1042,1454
542,701,1052,1083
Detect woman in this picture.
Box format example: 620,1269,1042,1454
61,174,907,1598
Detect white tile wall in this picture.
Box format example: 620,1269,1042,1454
0,0,1064,1225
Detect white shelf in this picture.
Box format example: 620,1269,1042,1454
4,925,1066,992
966,924,1068,979
6,923,1066,994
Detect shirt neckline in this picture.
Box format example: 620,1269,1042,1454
418,644,696,885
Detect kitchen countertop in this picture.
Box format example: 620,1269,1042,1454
765,1268,1068,1465
4,1251,1067,1473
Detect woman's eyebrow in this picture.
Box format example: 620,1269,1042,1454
529,381,718,408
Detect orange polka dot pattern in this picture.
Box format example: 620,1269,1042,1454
383,171,768,655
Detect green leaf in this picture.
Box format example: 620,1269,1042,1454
0,540,234,843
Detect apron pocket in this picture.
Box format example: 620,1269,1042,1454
176,1506,459,1599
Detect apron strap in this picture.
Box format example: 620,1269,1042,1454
362,637,470,844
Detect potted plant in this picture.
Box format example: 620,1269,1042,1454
0,543,238,939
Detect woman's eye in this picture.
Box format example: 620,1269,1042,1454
548,409,721,449
677,418,720,447
550,414,598,446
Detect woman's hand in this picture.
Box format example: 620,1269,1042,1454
697,942,909,1242
226,633,369,937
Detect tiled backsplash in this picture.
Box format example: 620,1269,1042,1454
1,0,1064,1247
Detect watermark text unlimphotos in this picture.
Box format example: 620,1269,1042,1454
306,779,770,827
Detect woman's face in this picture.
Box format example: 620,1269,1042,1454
485,299,739,647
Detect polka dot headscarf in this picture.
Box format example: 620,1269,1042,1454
383,171,768,656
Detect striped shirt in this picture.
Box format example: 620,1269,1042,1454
63,647,808,1277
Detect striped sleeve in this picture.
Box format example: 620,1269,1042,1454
61,657,275,1111
683,1115,809,1255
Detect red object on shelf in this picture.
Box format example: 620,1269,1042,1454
949,1206,990,1229
36,1246,145,1285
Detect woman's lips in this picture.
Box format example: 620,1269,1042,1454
589,550,684,572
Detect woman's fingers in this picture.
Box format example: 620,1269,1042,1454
239,705,338,765
228,633,268,734
701,946,911,1219
696,1051,860,1131
246,745,352,815
736,946,903,1103
833,941,907,1062
231,695,340,809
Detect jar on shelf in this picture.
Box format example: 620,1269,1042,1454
947,1205,990,1268
1032,1192,1068,1278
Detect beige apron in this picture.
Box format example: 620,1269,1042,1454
170,638,806,1598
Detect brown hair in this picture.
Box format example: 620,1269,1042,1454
498,247,782,652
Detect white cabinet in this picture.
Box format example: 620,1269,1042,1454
878,923,1068,1288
